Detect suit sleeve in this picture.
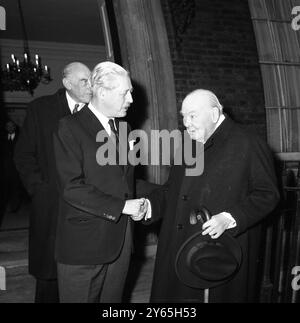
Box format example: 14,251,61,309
227,135,280,236
142,167,177,225
14,103,44,195
53,118,125,223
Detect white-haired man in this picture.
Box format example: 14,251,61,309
14,62,92,303
53,61,152,303
147,89,279,302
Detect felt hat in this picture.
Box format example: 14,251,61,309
175,207,242,289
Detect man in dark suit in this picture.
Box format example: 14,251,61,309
1,120,24,226
53,61,150,303
14,62,92,303
147,89,280,302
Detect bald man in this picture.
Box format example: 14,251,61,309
14,62,92,303
147,89,279,302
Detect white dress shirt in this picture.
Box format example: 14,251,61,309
66,91,85,114
87,103,113,135
8,133,16,141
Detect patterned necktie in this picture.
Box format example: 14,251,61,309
73,103,80,114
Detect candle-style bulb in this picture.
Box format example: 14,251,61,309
35,54,39,67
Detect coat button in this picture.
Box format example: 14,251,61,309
177,224,183,230
182,195,188,201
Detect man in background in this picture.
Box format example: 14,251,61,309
1,119,25,226
14,62,92,303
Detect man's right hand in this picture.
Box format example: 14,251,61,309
122,198,146,219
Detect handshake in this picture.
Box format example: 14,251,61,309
122,198,150,222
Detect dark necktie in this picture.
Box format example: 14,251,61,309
108,119,119,146
108,119,122,168
73,103,80,114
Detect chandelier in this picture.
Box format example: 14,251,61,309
0,0,51,95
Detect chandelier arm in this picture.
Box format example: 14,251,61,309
17,0,29,53
0,0,52,95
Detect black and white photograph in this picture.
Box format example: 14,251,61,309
0,0,300,308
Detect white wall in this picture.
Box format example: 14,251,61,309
1,39,106,104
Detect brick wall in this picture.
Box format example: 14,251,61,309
161,0,266,137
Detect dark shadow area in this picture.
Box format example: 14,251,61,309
125,80,149,129
123,255,146,303
0,96,30,230
0,54,7,228
258,156,300,303
103,0,122,65
125,80,150,182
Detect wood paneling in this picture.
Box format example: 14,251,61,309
249,0,300,153
249,0,300,303
112,0,178,185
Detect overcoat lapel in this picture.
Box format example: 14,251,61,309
180,116,235,197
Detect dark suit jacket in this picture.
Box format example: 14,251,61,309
14,89,71,279
53,106,137,265
148,117,280,303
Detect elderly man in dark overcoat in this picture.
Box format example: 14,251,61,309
148,89,280,303
14,62,92,302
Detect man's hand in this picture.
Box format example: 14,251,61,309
122,198,147,221
131,198,148,222
202,213,233,239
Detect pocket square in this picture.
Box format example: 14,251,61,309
129,140,136,151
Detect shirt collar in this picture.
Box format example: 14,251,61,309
8,133,16,140
65,91,85,113
88,103,113,135
203,114,225,144
215,113,225,129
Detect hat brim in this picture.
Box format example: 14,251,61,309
175,231,242,289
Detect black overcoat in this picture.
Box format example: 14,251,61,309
14,89,70,279
149,117,280,303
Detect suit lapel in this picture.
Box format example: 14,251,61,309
181,117,235,196
79,106,106,139
79,107,127,173
50,89,71,126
